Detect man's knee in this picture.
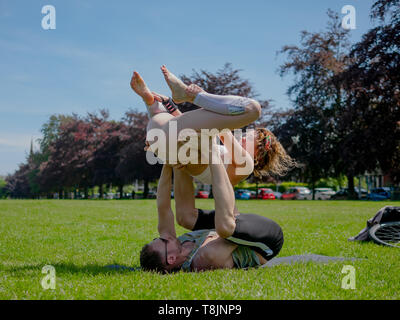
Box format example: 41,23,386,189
176,209,196,230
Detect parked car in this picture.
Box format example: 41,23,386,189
196,190,209,199
235,189,251,200
313,188,336,200
257,188,276,200
331,188,368,200
273,191,282,200
249,191,257,199
367,187,391,201
147,190,157,199
281,187,312,200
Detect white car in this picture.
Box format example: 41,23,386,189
312,188,336,200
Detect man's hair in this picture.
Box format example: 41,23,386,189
140,243,166,273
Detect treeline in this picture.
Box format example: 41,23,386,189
273,1,400,197
4,110,160,199
2,0,399,199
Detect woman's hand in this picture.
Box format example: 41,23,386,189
152,91,169,103
144,141,150,151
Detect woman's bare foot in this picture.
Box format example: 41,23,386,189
160,65,192,104
186,84,204,100
130,71,154,106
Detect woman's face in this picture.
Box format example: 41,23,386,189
241,130,258,158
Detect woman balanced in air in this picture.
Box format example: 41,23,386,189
130,65,294,186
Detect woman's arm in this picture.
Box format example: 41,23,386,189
157,165,176,238
220,131,254,185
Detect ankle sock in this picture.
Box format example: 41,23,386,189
161,98,178,114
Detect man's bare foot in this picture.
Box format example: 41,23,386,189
160,65,191,104
130,71,154,106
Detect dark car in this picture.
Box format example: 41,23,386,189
331,188,368,200
367,187,391,201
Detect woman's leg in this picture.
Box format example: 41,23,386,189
152,91,182,117
130,71,169,118
160,65,261,131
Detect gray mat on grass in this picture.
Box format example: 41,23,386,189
105,254,360,271
261,254,360,268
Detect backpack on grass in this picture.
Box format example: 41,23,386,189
349,206,400,242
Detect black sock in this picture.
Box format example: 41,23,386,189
192,209,216,231
161,97,178,114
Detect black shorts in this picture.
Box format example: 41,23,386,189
194,209,284,260
228,213,284,260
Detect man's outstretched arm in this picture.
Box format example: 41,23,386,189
209,145,237,239
156,164,176,238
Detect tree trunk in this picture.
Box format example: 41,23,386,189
99,184,104,199
143,179,149,199
84,187,89,199
312,180,316,200
119,185,124,199
347,174,356,199
256,182,259,198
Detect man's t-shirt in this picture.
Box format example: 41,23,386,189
178,230,261,271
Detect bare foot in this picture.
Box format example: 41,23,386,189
130,71,154,106
160,65,190,104
186,84,204,101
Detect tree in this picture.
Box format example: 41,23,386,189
117,109,162,198
5,163,32,198
278,10,353,197
0,176,7,198
339,0,400,184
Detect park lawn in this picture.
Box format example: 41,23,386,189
0,199,399,300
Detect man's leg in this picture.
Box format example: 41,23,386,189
173,168,198,230
173,167,223,231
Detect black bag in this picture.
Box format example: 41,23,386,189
348,206,400,242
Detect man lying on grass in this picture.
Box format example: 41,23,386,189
140,145,284,273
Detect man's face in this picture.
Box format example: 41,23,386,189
150,237,183,269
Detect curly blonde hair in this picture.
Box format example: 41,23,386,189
253,128,297,178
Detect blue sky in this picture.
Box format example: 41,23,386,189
0,0,377,175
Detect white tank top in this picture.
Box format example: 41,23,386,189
193,145,229,185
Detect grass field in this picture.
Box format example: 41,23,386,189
0,199,399,300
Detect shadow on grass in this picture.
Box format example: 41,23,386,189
2,263,141,275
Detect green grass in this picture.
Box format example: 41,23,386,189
0,199,399,300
